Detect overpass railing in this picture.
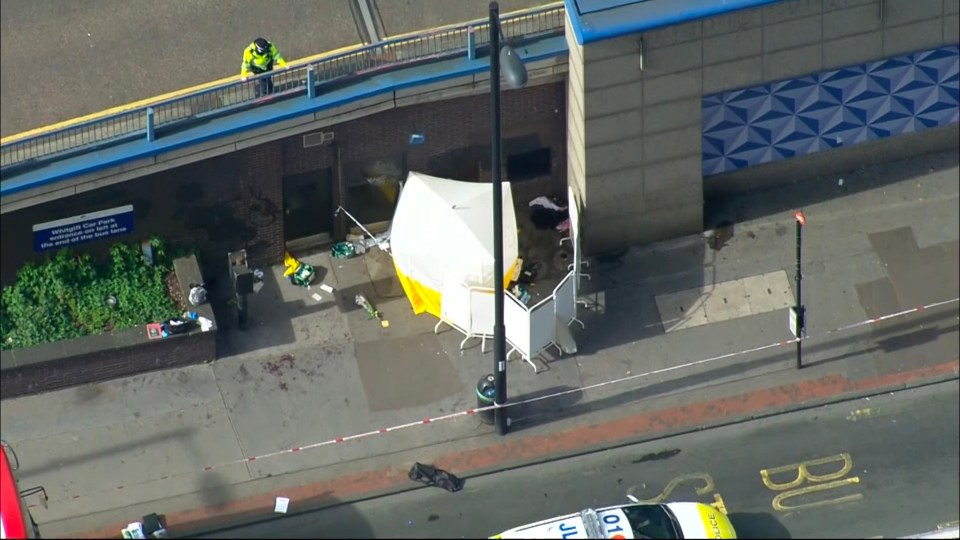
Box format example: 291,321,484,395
0,3,565,173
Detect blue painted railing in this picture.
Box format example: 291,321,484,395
0,3,565,173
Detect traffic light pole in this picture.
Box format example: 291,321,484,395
794,210,806,369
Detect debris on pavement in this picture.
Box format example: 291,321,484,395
355,294,382,321
274,497,290,513
284,251,316,287
198,316,214,332
332,241,356,259
408,462,465,493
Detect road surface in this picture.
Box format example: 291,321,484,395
0,0,547,136
199,380,960,539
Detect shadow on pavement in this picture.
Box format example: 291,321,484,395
727,512,792,539
704,150,958,230
510,385,583,422
20,426,196,478
573,239,712,356
777,306,958,368
507,305,958,433
207,262,336,357
194,470,237,512
575,153,958,362
335,279,401,314
191,492,375,539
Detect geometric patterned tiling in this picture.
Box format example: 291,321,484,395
702,44,959,176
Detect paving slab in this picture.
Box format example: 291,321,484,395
355,333,462,411
654,271,794,332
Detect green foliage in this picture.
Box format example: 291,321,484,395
1,237,182,350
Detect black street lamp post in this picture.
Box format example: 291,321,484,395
489,1,527,436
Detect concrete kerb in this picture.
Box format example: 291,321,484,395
73,359,960,538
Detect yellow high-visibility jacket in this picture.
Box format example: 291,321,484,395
240,42,287,77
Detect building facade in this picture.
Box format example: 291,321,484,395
0,81,567,285
565,0,959,254
2,0,958,284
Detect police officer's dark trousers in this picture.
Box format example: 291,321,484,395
251,62,274,97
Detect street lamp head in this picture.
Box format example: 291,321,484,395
499,45,528,89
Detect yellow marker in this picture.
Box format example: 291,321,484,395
846,408,877,421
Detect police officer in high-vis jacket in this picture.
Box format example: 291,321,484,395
240,38,288,95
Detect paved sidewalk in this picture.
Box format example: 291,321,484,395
1,151,957,538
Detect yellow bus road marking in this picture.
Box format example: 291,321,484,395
710,493,728,515
628,472,729,515
628,472,717,504
770,477,862,511
760,453,864,512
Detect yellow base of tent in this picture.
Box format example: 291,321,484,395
394,259,518,319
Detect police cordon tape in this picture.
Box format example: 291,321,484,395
197,297,959,471
42,296,959,504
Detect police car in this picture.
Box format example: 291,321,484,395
490,500,737,539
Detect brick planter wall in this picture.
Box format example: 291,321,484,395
0,256,217,400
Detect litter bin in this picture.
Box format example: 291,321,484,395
476,374,496,425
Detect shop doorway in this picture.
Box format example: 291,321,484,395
282,169,334,241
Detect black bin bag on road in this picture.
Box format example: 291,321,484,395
408,462,465,493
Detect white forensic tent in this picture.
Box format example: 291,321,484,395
391,171,518,320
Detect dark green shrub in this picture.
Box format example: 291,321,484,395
1,237,181,350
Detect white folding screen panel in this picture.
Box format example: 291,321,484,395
468,287,496,338
528,296,557,358
567,185,583,296
503,292,531,359
553,270,576,325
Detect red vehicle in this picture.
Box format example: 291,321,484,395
1,442,43,539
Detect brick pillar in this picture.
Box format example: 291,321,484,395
237,141,285,267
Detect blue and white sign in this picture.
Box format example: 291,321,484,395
32,204,135,252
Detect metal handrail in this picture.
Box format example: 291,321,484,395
0,3,565,173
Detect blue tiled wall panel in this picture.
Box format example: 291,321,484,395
702,45,960,176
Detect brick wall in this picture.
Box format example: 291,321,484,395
283,81,569,220
236,141,285,268
0,256,217,400
0,329,216,399
0,81,567,284
0,153,247,287
283,81,567,181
